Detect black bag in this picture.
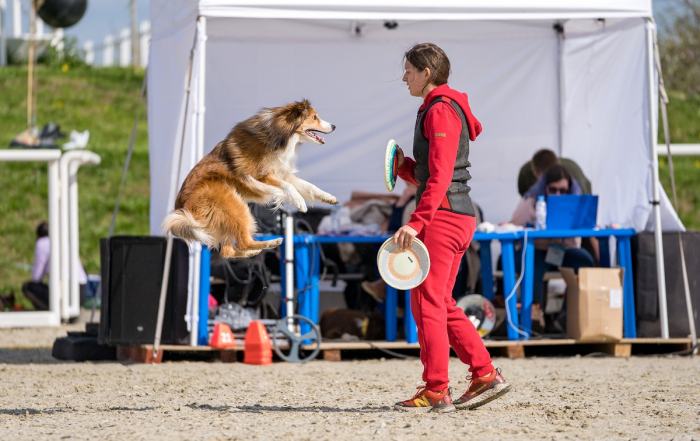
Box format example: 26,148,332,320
210,254,272,308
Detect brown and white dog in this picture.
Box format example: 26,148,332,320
162,100,338,258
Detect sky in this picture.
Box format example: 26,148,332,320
0,0,684,55
3,0,149,47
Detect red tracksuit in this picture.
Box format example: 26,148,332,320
398,85,494,392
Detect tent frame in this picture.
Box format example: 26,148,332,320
157,3,673,344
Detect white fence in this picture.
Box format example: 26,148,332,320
84,20,150,67
0,0,149,67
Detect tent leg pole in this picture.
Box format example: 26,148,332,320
556,22,565,156
189,16,208,346
645,19,669,339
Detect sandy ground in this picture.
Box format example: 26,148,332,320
0,327,698,441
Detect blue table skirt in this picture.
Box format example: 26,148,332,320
258,228,636,342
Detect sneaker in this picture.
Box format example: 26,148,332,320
394,386,456,413
453,368,511,410
361,279,386,303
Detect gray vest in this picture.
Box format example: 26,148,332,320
413,97,475,217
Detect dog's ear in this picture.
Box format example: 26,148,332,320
267,100,311,150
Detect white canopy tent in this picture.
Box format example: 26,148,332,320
148,0,683,339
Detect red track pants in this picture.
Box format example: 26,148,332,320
412,210,494,391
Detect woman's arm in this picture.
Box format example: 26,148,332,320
396,150,419,185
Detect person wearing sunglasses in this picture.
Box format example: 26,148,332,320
511,164,595,333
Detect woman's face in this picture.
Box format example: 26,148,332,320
403,61,429,98
546,178,570,196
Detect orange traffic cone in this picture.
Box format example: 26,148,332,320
244,321,272,365
210,323,237,349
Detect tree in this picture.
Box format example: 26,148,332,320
659,0,700,96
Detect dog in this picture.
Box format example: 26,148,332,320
162,100,338,258
319,308,386,341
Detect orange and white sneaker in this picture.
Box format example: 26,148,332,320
453,368,511,410
394,386,456,413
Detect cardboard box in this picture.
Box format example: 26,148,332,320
560,267,624,342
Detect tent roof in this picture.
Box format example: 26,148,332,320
196,0,652,20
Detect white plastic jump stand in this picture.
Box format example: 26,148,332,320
0,150,62,328
59,151,101,321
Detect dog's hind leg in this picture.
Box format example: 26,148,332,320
237,235,283,252
201,180,283,255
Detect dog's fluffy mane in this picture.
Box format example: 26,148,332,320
233,99,312,151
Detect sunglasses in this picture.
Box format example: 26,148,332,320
547,185,569,195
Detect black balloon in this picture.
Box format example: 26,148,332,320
37,0,88,29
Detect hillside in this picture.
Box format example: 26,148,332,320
0,65,698,305
0,66,149,302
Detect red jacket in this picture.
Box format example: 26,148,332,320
398,84,482,234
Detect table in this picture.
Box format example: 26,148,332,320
291,232,519,344
295,235,417,344
514,228,637,340
267,228,636,344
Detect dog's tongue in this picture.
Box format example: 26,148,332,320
308,130,325,143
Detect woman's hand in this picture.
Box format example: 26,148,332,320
393,224,418,250
396,146,404,168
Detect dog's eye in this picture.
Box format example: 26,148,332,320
312,115,317,120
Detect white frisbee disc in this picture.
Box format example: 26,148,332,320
384,139,399,192
377,237,430,290
456,294,497,338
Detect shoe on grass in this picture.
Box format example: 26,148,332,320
453,368,511,410
394,386,456,413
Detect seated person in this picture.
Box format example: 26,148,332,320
518,148,591,197
511,165,595,331
22,221,88,311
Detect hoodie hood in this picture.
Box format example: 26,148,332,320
420,84,482,141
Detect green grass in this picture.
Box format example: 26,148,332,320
658,91,700,230
0,65,698,305
0,65,149,302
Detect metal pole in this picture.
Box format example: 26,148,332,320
130,0,140,71
556,23,565,157
645,19,669,339
153,23,200,357
153,233,174,358
284,212,295,329
188,15,207,346
27,0,36,129
0,1,7,67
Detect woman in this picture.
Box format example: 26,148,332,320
392,43,510,413
511,164,595,331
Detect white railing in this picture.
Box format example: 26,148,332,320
84,20,150,67
656,144,700,156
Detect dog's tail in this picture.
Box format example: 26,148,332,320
161,209,214,247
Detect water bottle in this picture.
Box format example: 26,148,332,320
535,195,547,230
331,206,341,234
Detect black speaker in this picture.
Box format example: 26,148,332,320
99,236,190,346
632,232,700,338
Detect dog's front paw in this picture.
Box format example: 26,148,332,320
322,194,339,205
295,201,308,213
290,193,308,212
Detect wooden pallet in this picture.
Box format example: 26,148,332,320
116,337,693,363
